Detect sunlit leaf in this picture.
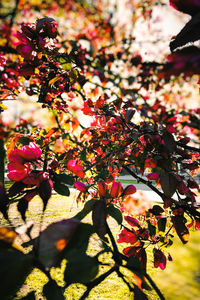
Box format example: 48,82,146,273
54,182,70,197
172,215,190,244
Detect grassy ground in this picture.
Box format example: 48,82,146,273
116,179,138,184
2,192,200,300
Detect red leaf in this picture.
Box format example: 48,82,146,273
160,173,178,197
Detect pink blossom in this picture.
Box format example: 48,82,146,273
110,182,123,198
124,216,140,228
117,228,138,244
19,142,42,161
146,172,160,181
7,162,30,181
123,185,136,196
98,181,107,197
67,160,85,178
8,142,42,163
74,182,87,192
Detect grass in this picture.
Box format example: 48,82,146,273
116,179,139,184
1,191,200,300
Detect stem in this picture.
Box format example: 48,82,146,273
123,165,164,198
116,269,134,292
0,139,5,184
145,272,165,300
123,165,200,218
177,143,200,153
106,222,122,264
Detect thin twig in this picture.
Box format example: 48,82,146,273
144,272,165,300
79,266,117,300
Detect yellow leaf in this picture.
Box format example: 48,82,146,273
0,104,7,110
49,76,60,86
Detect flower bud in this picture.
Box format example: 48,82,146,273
146,172,160,181
98,181,107,197
123,185,136,196
110,182,123,198
74,181,87,192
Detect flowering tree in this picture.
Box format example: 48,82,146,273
0,0,199,299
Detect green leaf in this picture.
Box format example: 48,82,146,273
73,199,98,220
147,220,156,237
54,182,70,196
54,173,74,186
43,280,65,300
0,248,33,299
106,204,123,225
64,253,98,284
149,205,164,216
157,218,167,232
